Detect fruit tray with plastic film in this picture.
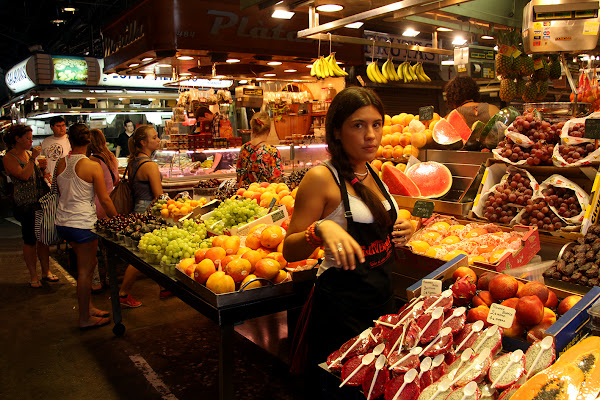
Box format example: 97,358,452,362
406,254,600,353
175,268,293,308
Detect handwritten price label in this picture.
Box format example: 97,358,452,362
487,303,516,329
421,279,442,296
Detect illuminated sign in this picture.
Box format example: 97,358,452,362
52,56,88,85
5,57,35,93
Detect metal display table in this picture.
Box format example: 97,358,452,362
100,235,310,400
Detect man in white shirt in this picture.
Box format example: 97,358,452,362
42,116,71,177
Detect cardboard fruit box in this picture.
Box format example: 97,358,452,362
470,160,600,240
406,254,600,354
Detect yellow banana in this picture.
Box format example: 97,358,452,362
366,62,378,83
388,59,400,81
413,63,426,82
402,62,413,82
373,61,388,83
310,59,318,77
317,57,325,79
408,63,418,81
417,63,432,82
382,60,391,81
329,53,348,77
321,56,330,78
397,62,405,81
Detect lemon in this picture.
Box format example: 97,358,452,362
431,222,450,231
441,235,460,245
409,240,430,254
443,250,468,261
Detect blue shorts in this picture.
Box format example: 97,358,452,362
56,225,98,244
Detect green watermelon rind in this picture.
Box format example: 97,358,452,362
480,106,520,140
432,119,463,150
381,164,421,197
405,161,453,199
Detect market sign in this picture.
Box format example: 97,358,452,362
364,30,440,64
5,57,35,93
52,56,88,85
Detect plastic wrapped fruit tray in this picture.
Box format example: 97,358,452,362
175,268,293,308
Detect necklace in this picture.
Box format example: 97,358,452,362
354,170,368,177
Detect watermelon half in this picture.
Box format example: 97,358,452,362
381,164,421,197
446,110,471,143
405,161,453,198
432,119,463,150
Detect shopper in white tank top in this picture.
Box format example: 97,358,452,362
55,124,117,330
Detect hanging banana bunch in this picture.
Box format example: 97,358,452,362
381,58,400,82
310,53,348,80
366,60,388,84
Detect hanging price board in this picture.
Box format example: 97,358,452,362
412,200,435,218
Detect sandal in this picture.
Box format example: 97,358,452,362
41,274,59,282
90,310,110,318
79,317,110,331
28,281,42,288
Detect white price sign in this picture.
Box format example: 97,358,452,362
421,279,442,296
487,303,516,329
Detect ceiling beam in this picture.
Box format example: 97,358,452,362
404,15,492,35
304,33,454,55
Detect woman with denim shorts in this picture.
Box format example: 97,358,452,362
55,124,117,330
117,125,165,308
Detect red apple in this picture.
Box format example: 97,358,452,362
489,274,519,301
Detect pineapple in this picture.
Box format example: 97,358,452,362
536,81,549,100
549,57,561,80
520,55,535,76
500,79,517,102
533,58,550,81
515,79,526,96
496,53,513,77
513,56,524,77
522,81,538,102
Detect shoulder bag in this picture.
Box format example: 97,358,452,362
34,162,61,245
109,159,150,214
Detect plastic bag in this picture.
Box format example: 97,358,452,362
503,260,555,283
538,175,589,225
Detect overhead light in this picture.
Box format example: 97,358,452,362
481,35,494,40
226,58,241,63
62,7,77,12
441,60,455,65
51,19,66,25
437,27,452,32
306,65,314,68
264,73,276,77
345,22,364,29
284,69,297,73
215,75,226,79
494,45,499,51
316,4,344,12
238,80,248,84
180,72,192,76
140,70,153,74
141,57,153,62
402,29,420,37
157,63,171,67
256,78,265,81
177,56,194,60
452,36,467,45
86,97,95,100
267,61,282,66
271,9,295,19
128,63,139,67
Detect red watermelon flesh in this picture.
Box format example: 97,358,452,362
384,374,421,400
405,162,453,199
432,118,463,148
381,164,421,197
447,110,472,143
362,363,391,400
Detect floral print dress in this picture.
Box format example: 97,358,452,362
236,142,283,187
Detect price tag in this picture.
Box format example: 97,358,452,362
487,303,516,329
412,200,435,218
419,106,434,122
499,45,513,57
584,119,600,139
510,45,522,58
533,58,544,70
421,279,442,296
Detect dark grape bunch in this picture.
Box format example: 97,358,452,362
567,122,585,138
519,198,565,231
541,186,581,219
195,178,221,189
558,143,596,164
507,114,563,144
483,172,534,224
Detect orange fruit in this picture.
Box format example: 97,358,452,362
391,124,403,134
395,163,406,172
254,258,281,280
273,270,289,284
212,235,228,248
241,274,262,290
225,258,253,283
403,145,419,158
381,135,392,147
376,145,383,158
382,145,394,159
256,247,271,258
390,133,401,147
160,208,170,218
265,252,287,269
392,146,405,159
371,159,383,171
240,250,262,270
399,133,412,147
223,236,241,255
391,114,403,125
244,232,262,250
205,247,226,262
411,131,427,149
382,125,392,136
193,259,216,284
206,271,235,294
384,114,392,126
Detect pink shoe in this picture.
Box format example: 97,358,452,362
159,289,173,299
119,294,142,308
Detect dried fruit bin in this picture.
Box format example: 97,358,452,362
175,268,293,308
543,242,599,295
406,254,600,354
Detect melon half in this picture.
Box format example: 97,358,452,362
446,110,472,143
432,118,463,149
381,164,421,197
405,161,453,198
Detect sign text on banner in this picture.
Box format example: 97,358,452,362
364,30,440,64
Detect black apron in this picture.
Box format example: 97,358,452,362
306,163,398,366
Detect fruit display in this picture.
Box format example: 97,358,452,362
571,69,600,111
480,169,536,225
214,178,238,201
467,107,520,151
554,118,600,167
176,224,294,294
284,167,309,189
325,282,566,400
538,176,587,225
376,112,439,162
544,225,600,287
365,59,431,84
137,219,210,265
407,216,529,267
152,197,208,220
310,52,348,80
194,178,221,189
203,198,268,235
96,213,166,245
381,163,421,197
510,336,600,399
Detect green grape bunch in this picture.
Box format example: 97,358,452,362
204,198,267,234
138,219,209,265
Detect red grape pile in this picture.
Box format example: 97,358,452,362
541,186,581,219
520,198,565,231
567,122,585,138
483,172,534,224
558,143,596,164
506,114,563,143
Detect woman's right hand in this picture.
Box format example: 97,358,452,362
31,146,42,159
318,220,365,270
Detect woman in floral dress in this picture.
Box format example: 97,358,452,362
236,112,283,187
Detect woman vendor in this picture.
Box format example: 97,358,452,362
445,76,500,127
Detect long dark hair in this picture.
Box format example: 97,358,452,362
325,87,391,228
88,129,117,169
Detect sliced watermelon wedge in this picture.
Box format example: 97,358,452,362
432,118,463,150
381,164,421,197
446,110,471,143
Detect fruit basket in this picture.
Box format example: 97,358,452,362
175,268,293,307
